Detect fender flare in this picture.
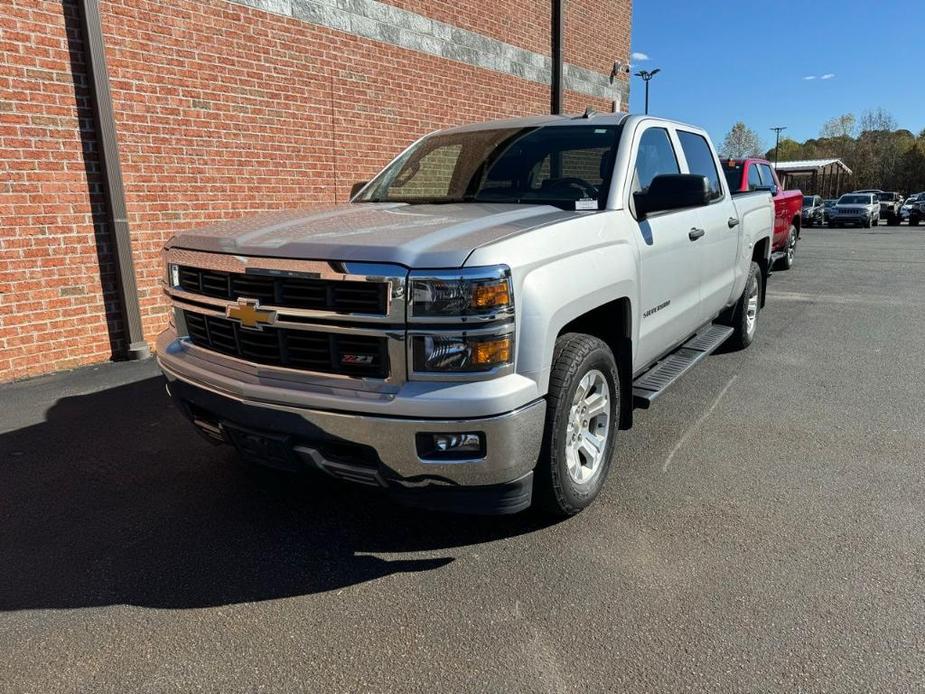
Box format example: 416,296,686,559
515,243,637,396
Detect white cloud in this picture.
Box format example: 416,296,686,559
632,52,649,61
803,75,816,80
820,73,835,80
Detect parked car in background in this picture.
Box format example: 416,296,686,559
156,113,775,516
721,157,802,269
873,192,903,224
829,193,880,228
801,195,825,227
909,195,925,226
901,193,923,223
823,198,838,223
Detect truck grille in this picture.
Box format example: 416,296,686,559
183,311,389,378
177,266,388,315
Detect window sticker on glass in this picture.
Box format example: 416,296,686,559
575,198,597,210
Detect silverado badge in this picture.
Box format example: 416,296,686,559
226,298,276,330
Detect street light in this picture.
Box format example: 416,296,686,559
634,68,661,115
770,126,787,165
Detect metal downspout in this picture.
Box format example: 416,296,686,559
551,0,563,115
75,0,150,361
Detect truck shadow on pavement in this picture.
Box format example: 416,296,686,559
0,375,550,610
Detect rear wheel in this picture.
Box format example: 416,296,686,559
775,226,797,270
722,261,761,351
535,334,620,517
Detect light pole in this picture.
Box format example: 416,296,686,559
770,126,787,165
634,68,660,115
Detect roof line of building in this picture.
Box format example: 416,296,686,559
775,158,853,175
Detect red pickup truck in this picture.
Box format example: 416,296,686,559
722,158,802,270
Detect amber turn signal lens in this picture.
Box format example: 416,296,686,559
471,280,511,309
472,335,512,366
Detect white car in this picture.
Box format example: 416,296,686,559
828,193,880,228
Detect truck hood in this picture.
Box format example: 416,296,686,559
169,202,584,267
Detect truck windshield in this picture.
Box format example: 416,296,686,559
355,124,622,210
839,195,870,204
803,196,814,206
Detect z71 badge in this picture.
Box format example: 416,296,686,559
341,353,375,365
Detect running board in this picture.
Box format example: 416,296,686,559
632,324,734,408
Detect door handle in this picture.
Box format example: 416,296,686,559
728,217,740,228
689,227,705,241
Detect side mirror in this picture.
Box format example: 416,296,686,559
635,174,711,218
350,181,369,199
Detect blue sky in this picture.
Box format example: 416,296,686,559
629,0,923,148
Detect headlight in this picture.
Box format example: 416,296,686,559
409,266,513,321
411,331,513,374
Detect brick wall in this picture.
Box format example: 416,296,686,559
0,0,122,379
0,0,631,382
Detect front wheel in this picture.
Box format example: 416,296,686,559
722,261,761,351
534,334,620,517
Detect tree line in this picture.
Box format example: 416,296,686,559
720,110,925,194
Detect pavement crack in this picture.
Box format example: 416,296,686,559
662,375,738,472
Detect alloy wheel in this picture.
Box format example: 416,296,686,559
564,369,611,484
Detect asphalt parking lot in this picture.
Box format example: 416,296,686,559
1,225,923,692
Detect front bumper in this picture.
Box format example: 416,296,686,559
157,331,547,513
829,214,869,224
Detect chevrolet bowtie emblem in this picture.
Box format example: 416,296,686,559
226,298,276,330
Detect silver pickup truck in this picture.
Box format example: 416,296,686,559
157,114,774,516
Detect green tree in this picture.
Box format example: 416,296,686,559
900,144,925,193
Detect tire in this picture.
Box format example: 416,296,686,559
534,334,620,517
722,261,761,351
775,226,797,270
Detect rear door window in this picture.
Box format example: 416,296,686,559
747,165,763,192
677,131,723,200
758,163,777,190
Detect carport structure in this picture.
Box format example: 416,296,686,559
775,159,852,198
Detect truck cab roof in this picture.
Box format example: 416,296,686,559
441,112,708,136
